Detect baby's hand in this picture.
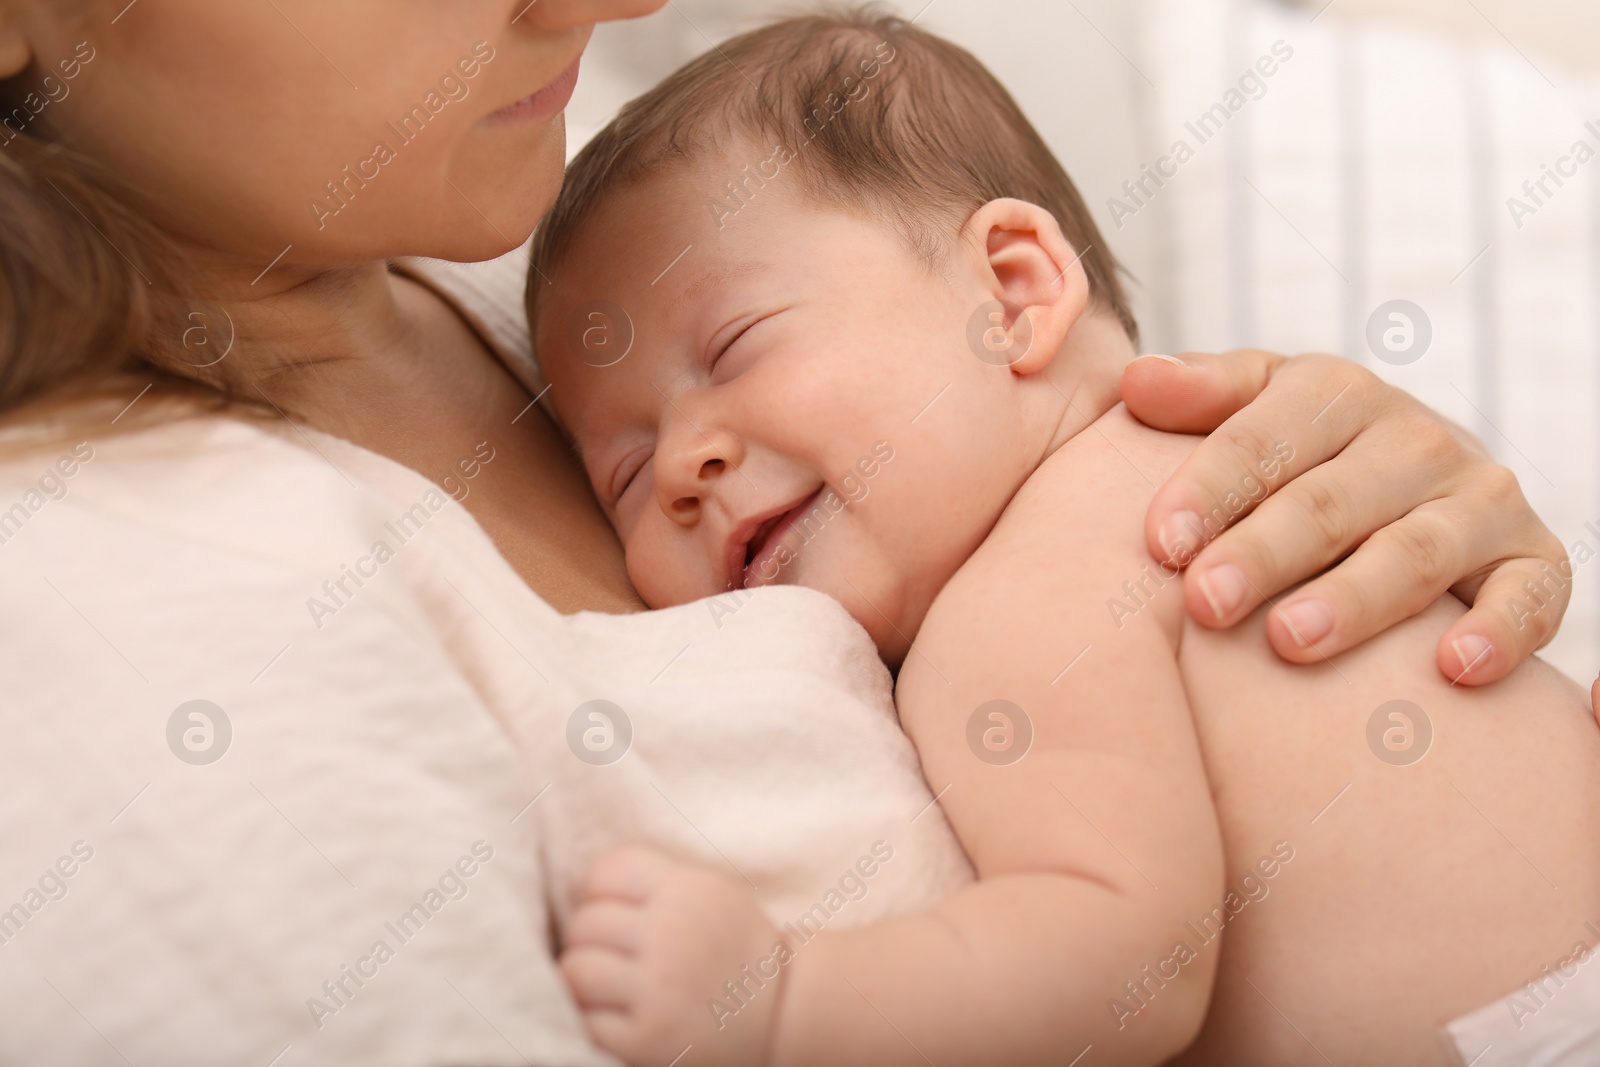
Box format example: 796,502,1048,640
560,846,788,1067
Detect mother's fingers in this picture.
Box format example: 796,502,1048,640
1141,355,1393,567
1129,347,1577,685
1121,350,1285,435
1178,429,1460,628
1436,557,1573,686
1252,503,1464,660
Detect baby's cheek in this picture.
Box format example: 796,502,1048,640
625,525,719,610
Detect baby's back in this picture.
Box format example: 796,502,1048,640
1177,571,1600,1064
1022,406,1600,1064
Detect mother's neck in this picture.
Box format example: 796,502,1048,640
181,256,448,425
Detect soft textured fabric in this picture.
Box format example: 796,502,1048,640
0,253,970,1066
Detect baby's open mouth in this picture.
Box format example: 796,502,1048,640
729,488,823,590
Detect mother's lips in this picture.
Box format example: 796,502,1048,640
725,489,823,590
488,55,582,123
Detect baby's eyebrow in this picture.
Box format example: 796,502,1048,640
675,261,767,304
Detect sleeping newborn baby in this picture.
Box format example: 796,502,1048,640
529,10,1600,1066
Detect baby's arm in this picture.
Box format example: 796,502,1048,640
562,444,1225,1066
765,474,1225,1064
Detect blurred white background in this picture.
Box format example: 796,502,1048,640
567,0,1600,683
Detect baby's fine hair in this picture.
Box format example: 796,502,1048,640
529,4,1137,342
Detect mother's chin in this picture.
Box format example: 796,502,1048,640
397,112,572,264
313,46,590,266
279,108,573,270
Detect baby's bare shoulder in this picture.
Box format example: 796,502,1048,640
901,406,1196,707
894,403,1222,894
977,404,1197,569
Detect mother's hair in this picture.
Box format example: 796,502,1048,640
0,86,200,424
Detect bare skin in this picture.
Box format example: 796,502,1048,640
544,180,1600,1067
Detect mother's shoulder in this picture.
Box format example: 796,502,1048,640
0,413,409,548
0,412,544,627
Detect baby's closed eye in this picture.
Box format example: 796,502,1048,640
610,445,653,507
708,311,785,383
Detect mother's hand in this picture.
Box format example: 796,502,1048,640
1123,350,1571,686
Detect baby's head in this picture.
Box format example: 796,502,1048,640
531,6,1136,662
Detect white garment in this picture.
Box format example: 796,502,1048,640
0,253,971,1066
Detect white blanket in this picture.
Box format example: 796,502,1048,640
0,413,970,1066
537,589,975,936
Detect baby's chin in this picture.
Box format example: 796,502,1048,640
628,562,728,612
788,564,920,669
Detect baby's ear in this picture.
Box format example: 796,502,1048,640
961,198,1091,376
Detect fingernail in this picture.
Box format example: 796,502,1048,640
1450,635,1494,682
1159,510,1203,562
1197,565,1248,621
1137,353,1188,367
1276,599,1336,648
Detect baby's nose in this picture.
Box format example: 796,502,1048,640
654,429,744,525
666,458,724,519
